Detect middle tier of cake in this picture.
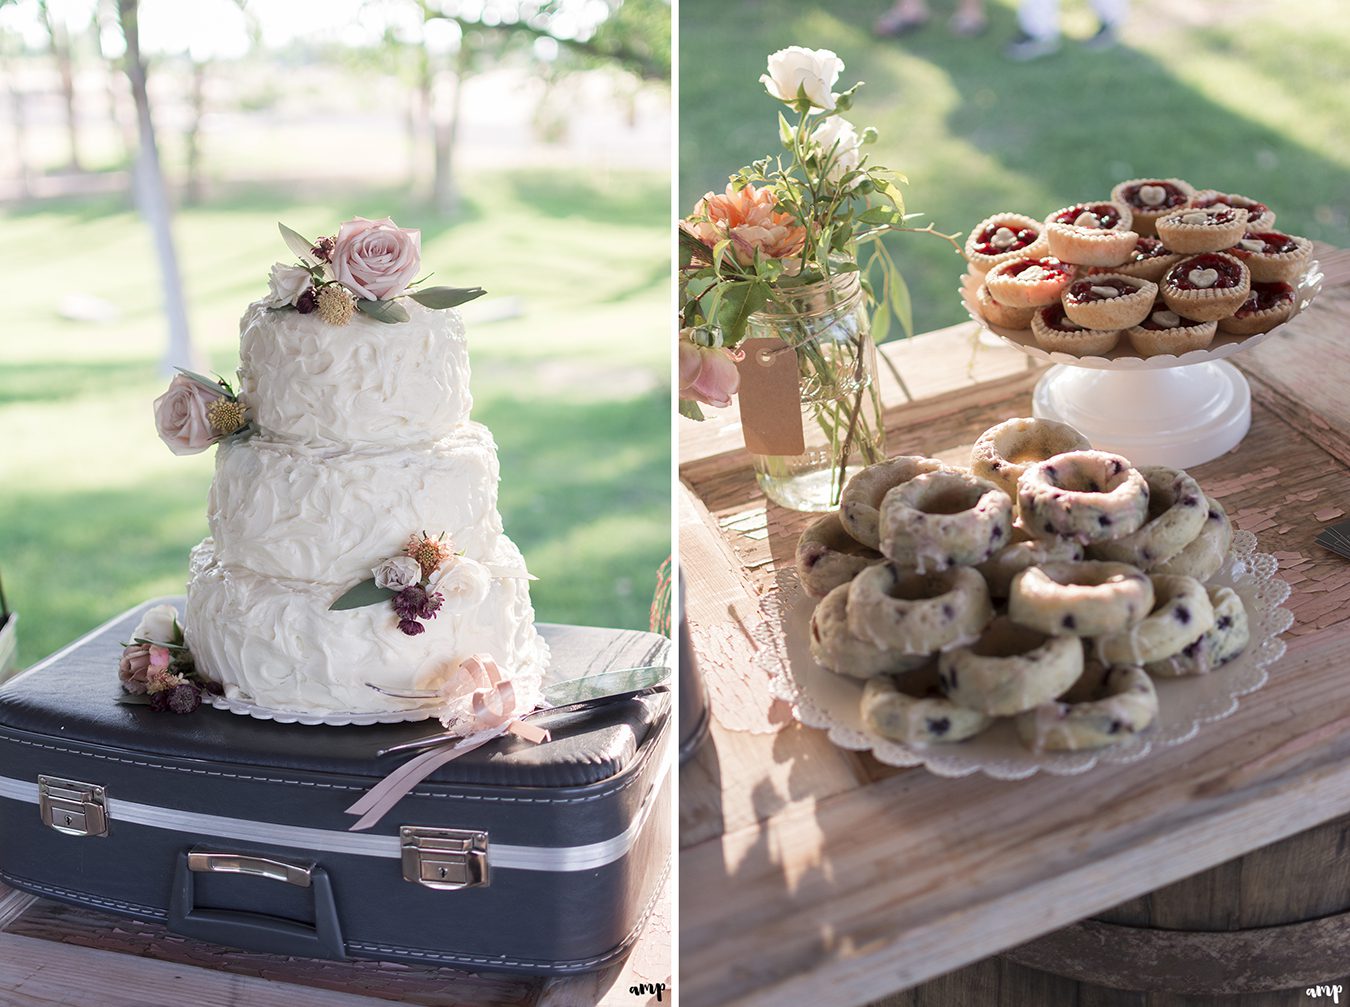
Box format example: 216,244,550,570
208,422,504,586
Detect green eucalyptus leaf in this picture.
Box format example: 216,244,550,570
408,286,486,309
871,299,892,345
679,398,707,422
278,222,316,263
889,266,914,339
356,298,411,324
174,367,229,397
329,578,397,612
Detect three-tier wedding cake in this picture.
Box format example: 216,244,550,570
146,217,548,719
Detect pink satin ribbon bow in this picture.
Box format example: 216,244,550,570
345,654,550,831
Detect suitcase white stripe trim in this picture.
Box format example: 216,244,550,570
0,758,667,872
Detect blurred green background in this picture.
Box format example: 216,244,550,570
0,0,671,668
680,0,1350,336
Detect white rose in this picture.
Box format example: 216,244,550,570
429,558,492,615
810,116,863,186
760,46,844,112
373,555,423,592
265,263,312,308
132,604,180,645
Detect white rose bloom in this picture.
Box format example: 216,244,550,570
264,262,313,308
760,46,845,112
132,604,180,645
430,558,492,615
372,555,423,592
810,116,864,187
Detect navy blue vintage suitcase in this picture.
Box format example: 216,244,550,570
0,599,670,976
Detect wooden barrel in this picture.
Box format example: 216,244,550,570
888,812,1350,1005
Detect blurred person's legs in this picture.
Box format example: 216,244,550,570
1005,0,1128,59
950,0,988,37
1084,0,1129,49
875,0,930,36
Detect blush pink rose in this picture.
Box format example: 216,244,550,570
119,643,153,694
330,216,422,301
153,374,221,456
679,340,741,409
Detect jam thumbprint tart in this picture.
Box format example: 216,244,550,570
1061,274,1156,330
984,256,1076,308
1161,252,1251,321
1228,230,1312,283
1126,303,1217,357
965,213,1048,273
1089,236,1181,283
1189,190,1275,230
1031,303,1121,356
1110,177,1195,237
1154,206,1249,254
1044,201,1138,266
1217,281,1296,336
976,282,1036,329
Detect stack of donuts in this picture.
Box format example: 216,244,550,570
795,417,1250,754
965,179,1312,358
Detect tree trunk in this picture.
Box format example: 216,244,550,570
430,38,471,216
97,0,137,165
183,58,206,205
2,53,31,199
38,0,82,171
117,0,197,373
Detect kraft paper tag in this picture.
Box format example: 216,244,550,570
736,338,805,456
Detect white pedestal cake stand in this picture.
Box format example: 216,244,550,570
960,263,1323,467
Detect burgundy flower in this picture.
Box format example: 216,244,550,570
295,288,318,314
310,236,336,263
418,590,444,620
393,585,428,620
166,682,203,714
397,618,425,636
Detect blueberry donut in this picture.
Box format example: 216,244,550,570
839,455,947,550
879,470,1013,573
1095,574,1214,666
970,417,1093,499
861,666,993,746
1088,466,1207,568
978,534,1086,598
1018,450,1150,545
847,563,993,655
1146,586,1249,677
796,512,884,599
1009,561,1154,637
809,583,930,679
1016,663,1158,752
938,617,1084,716
1151,496,1232,582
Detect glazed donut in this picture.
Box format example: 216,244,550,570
1088,466,1207,568
795,512,884,598
938,616,1084,716
879,470,1013,572
970,417,1093,499
1016,664,1159,752
977,535,1085,598
1151,496,1232,582
1018,450,1150,545
1095,574,1214,666
847,563,993,655
861,666,993,746
1009,561,1154,637
839,455,947,550
1146,585,1249,677
809,583,930,679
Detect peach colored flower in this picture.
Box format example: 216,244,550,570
683,184,806,266
679,339,741,409
331,217,422,301
154,374,222,456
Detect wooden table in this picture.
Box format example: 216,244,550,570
678,245,1350,1007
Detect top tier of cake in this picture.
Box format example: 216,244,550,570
237,299,471,448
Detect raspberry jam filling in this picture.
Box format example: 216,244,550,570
1171,208,1240,227
1066,278,1139,303
1236,282,1295,316
975,222,1039,256
1053,203,1122,230
1194,193,1268,219
1039,304,1088,332
998,257,1072,280
1169,254,1243,291
1235,231,1300,255
1123,181,1187,210
1130,237,1170,261
1140,306,1190,331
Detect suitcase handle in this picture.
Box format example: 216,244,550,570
168,849,345,959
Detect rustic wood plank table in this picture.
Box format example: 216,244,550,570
678,246,1350,1007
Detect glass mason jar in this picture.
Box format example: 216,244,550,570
746,271,886,511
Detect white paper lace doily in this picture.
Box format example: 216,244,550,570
759,530,1292,778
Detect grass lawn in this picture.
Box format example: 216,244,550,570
680,0,1350,336
0,170,671,667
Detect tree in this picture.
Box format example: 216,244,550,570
0,8,31,198
117,0,197,371
36,0,82,170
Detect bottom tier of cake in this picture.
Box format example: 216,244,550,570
185,537,549,717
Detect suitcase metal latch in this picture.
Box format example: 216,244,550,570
38,776,108,837
400,826,489,890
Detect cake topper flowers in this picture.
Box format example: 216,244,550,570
153,369,251,456
270,217,487,325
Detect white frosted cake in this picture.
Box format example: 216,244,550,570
154,217,548,718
